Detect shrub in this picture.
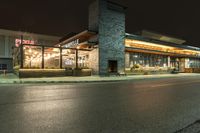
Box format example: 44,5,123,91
143,71,150,75
133,64,140,69
131,64,141,72
14,65,20,70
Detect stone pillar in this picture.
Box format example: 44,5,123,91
185,58,190,68
98,0,126,75
125,52,130,68
168,56,170,67
88,0,126,75
88,48,99,75
179,58,185,72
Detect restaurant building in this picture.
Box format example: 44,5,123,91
11,0,200,77
0,29,60,72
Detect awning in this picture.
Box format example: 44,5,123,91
56,30,97,48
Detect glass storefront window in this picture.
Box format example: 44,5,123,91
44,47,60,69
62,49,76,68
170,57,177,68
189,58,200,68
19,45,92,70
23,45,42,68
128,52,168,69
78,50,90,68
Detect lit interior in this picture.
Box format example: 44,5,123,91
22,45,90,69
125,39,200,57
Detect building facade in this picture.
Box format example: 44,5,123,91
8,0,200,77
0,29,60,72
57,0,200,75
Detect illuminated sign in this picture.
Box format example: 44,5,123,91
65,59,73,65
63,39,79,48
15,39,35,47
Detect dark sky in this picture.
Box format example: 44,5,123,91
0,0,200,46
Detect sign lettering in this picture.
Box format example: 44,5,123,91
15,39,35,47
63,39,79,48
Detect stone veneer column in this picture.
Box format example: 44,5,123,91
98,0,126,75
88,48,99,75
168,56,170,67
125,52,130,68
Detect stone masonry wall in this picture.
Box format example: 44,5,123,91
98,0,125,75
88,48,99,75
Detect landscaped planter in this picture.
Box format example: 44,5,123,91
125,70,172,75
193,68,200,73
185,68,200,73
19,69,69,78
18,68,92,78
73,69,92,76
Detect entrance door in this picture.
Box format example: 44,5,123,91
108,60,118,73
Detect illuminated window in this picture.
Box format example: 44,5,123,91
78,50,90,68
125,39,200,57
127,52,168,68
23,45,42,68
62,49,76,68
44,47,60,69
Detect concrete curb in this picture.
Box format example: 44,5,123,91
0,79,139,84
1,74,200,84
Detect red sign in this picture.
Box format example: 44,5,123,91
15,39,35,47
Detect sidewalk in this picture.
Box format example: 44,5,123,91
0,73,200,84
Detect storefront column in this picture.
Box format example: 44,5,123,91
185,58,190,68
20,45,23,68
76,49,78,69
168,56,170,67
60,48,62,69
42,46,44,69
125,52,130,68
20,35,23,69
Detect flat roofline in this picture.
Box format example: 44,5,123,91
0,28,61,41
126,33,200,52
141,30,186,43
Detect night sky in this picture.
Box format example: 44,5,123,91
0,0,200,46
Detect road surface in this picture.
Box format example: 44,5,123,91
0,77,200,133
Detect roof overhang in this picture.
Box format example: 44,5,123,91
56,30,97,47
126,47,200,58
125,33,200,52
140,30,186,44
